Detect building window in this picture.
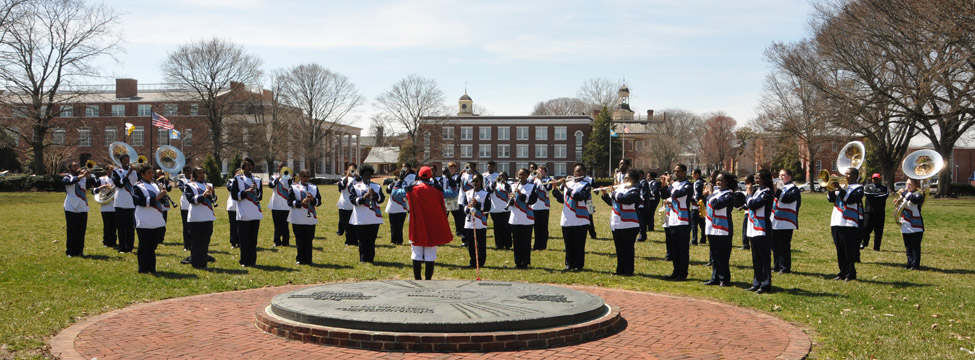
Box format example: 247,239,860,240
131,126,144,146
516,144,528,158
498,144,510,158
832,160,837,171
498,127,510,140
555,163,566,177
53,128,66,145
479,144,491,158
111,105,125,117
816,160,823,171
423,131,431,159
189,104,199,116
554,144,566,158
516,162,529,171
13,106,26,117
442,126,454,140
535,144,548,158
164,104,177,116
6,127,19,146
183,129,192,146
442,143,454,158
479,127,491,140
138,104,151,117
536,126,548,140
460,127,473,140
85,105,99,117
78,128,91,147
636,141,643,151
157,128,170,146
60,105,74,117
832,142,838,152
460,144,473,158
517,126,529,140
555,126,567,141
575,130,584,161
498,162,510,175
104,127,117,144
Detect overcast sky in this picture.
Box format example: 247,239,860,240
95,0,816,134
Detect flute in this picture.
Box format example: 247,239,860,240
538,176,584,186
591,183,631,193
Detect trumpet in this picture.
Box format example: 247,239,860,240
697,199,706,218
136,155,148,167
84,160,96,171
280,166,293,181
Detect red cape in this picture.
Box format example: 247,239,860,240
407,181,453,247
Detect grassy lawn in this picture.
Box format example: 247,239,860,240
1,187,973,359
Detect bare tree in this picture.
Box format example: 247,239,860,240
234,71,294,171
531,97,587,116
369,113,393,148
161,38,262,170
0,0,120,174
648,109,700,171
376,74,446,164
0,0,28,42
577,77,618,113
696,112,737,171
277,63,362,174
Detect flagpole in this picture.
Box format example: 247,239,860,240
622,126,626,162
149,106,154,167
608,127,612,179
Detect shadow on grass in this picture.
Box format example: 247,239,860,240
855,278,932,288
204,267,249,275
152,271,198,279
306,262,354,270
869,261,975,275
81,254,114,261
371,261,409,268
789,270,837,279
249,264,295,272
777,286,846,298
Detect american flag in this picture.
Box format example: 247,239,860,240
151,112,174,130
623,125,630,134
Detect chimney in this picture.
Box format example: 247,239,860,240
116,78,137,98
647,109,654,118
262,89,273,102
591,109,601,118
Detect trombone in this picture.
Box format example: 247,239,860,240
818,141,865,191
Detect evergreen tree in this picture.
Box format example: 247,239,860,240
583,107,621,177
203,153,224,186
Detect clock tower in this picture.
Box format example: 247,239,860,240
458,90,474,116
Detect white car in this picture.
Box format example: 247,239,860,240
797,182,820,192
893,182,906,191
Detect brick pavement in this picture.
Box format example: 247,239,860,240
50,285,810,360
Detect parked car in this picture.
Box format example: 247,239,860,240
893,182,906,191
797,182,820,192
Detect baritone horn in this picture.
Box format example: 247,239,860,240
893,150,944,224
280,166,293,181
84,160,96,171
818,141,866,191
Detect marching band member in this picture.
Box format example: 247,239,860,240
897,178,925,270
585,173,598,239
132,165,165,274
226,168,240,249
348,165,385,263
704,170,720,267
438,163,460,238
661,164,693,281
62,161,95,257
447,162,469,238
614,159,628,184
268,163,293,247
111,154,139,253
385,169,410,245
287,170,321,265
508,168,538,269
745,169,775,293
460,173,491,268
230,158,263,267
405,166,453,280
827,167,864,281
635,169,648,242
336,164,358,245
153,168,173,244
552,163,592,271
177,165,192,252
94,164,117,248
531,165,552,251
661,173,672,261
862,173,889,251
484,161,512,249
772,169,801,274
704,172,737,286
185,167,216,269
739,175,754,250
599,169,642,276
644,171,661,233
691,169,706,246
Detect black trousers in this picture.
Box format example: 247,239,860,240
355,224,380,263
831,226,859,279
115,208,135,252
180,209,190,250
389,212,407,245
741,216,750,248
160,211,168,244
464,228,487,267
490,212,512,249
135,227,162,273
511,224,533,268
709,235,732,282
862,211,885,250
664,226,672,259
563,225,589,270
293,224,316,264
237,220,260,266
691,212,706,243
339,210,358,245
668,225,691,278
451,209,466,237
612,227,639,275
749,234,772,288
187,221,212,269
271,209,290,246
533,209,550,250
227,210,238,247
636,206,647,239
903,232,923,268
644,200,660,231
101,211,116,247
772,229,794,272
65,211,87,256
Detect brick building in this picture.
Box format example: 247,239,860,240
419,92,593,177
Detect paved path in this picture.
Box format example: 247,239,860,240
51,284,810,360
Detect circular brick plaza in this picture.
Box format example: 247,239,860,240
51,284,811,359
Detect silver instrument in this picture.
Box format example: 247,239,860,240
893,150,944,224
818,141,865,191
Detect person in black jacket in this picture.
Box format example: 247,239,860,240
745,169,775,294
861,173,889,251
691,169,706,245
644,171,661,233
636,169,649,242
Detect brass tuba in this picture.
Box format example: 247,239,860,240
155,145,185,208
818,141,865,191
893,150,944,224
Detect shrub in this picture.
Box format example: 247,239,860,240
309,177,339,185
949,183,975,196
0,174,65,192
0,147,21,172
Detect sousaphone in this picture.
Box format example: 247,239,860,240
155,145,186,177
818,141,865,191
108,142,138,168
893,150,944,224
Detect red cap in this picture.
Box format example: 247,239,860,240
871,173,881,179
418,166,433,180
